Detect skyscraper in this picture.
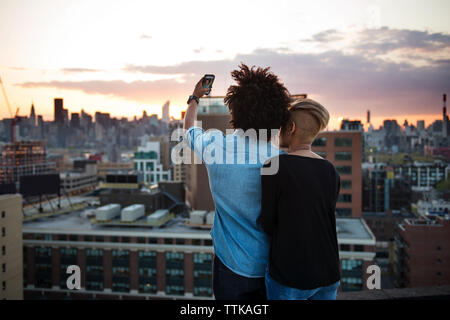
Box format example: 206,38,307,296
54,98,64,124
29,103,36,127
162,101,170,123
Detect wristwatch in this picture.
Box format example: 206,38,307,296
187,95,199,105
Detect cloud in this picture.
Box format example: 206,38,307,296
18,79,191,105
61,68,102,73
306,29,344,43
17,27,450,118
140,34,152,40
355,27,450,53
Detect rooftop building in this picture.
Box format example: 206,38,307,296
22,201,375,299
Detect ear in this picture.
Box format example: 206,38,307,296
290,121,296,135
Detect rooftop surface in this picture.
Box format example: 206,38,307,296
22,200,376,244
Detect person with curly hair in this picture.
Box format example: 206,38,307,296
184,63,291,300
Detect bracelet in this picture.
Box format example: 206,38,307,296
187,95,199,105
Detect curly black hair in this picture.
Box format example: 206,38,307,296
224,63,291,140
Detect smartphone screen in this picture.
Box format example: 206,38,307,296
202,74,215,95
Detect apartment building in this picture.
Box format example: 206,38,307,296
0,194,23,300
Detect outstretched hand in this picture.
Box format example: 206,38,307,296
192,77,211,98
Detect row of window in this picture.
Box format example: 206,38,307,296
26,234,213,246
28,248,213,296
312,137,353,147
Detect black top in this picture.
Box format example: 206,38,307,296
259,154,341,290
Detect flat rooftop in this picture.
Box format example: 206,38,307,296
22,201,376,244
336,218,375,244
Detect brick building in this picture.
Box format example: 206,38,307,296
393,215,450,288
312,131,363,217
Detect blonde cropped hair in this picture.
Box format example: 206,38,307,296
289,98,330,131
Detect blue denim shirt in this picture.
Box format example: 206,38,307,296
185,126,281,277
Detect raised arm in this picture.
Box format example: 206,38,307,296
184,77,211,131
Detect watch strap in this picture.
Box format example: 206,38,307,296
187,95,199,104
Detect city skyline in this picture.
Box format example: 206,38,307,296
1,0,450,130
0,95,447,132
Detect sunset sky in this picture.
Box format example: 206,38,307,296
0,0,449,130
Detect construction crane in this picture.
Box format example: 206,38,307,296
0,76,20,143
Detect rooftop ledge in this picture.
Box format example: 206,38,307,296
337,286,450,300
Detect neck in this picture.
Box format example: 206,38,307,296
288,143,311,153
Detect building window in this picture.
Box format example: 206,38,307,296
2,281,5,291
138,251,157,294
338,194,352,203
60,248,78,289
312,137,327,147
336,166,352,175
354,245,364,252
335,137,352,147
2,263,5,273
112,250,130,292
1,246,5,256
340,244,351,251
34,247,52,289
166,252,184,296
86,249,104,291
137,237,146,244
193,253,213,297
341,259,363,292
315,152,327,158
335,152,352,161
112,267,130,293
1,227,5,237
341,180,352,189
1,211,4,218
336,208,352,217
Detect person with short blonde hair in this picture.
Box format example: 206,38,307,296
258,98,341,300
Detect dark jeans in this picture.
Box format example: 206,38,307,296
212,255,266,300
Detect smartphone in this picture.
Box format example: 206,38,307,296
202,74,215,95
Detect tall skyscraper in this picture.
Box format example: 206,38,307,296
29,103,36,127
54,98,64,124
162,101,170,123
